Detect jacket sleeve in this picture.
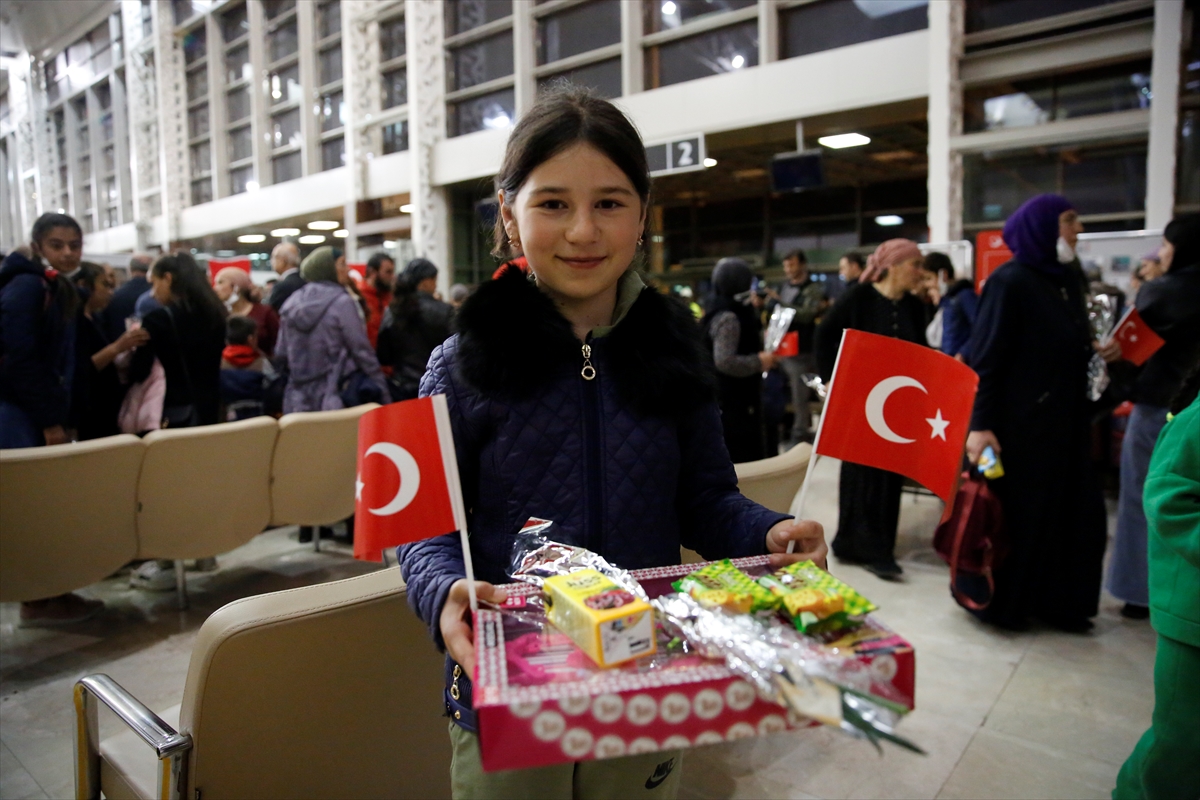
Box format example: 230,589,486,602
335,295,390,400
1145,402,1200,569
128,310,166,386
814,290,853,382
965,271,1014,432
0,274,70,429
793,282,827,325
711,312,760,377
676,401,791,560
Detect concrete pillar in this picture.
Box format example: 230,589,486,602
342,0,381,255
153,0,191,244
926,0,964,244
621,0,644,96
759,0,779,65
1145,0,1183,230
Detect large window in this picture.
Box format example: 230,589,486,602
223,4,255,195
643,1,758,90
184,22,212,205
376,12,409,153
317,0,344,173
780,0,927,60
966,0,1131,34
445,0,515,137
535,1,622,99
265,0,301,187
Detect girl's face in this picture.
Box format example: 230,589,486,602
150,270,174,303
500,142,645,304
214,273,235,302
89,267,116,311
33,226,83,274
1059,209,1083,248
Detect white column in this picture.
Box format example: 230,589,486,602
153,0,191,245
512,0,537,115
8,55,38,240
620,0,643,96
926,0,964,244
343,0,382,256
1145,0,1183,230
758,0,779,65
406,0,451,294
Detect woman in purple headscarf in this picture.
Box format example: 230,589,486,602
962,193,1113,632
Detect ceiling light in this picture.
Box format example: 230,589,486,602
298,234,326,244
245,180,260,192
875,215,904,226
818,133,871,149
383,240,397,248
237,234,267,243
662,1,677,15
333,229,350,238
270,227,301,237
399,204,414,214
703,157,717,168
307,220,340,230
730,54,745,69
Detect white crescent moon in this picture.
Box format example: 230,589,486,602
364,443,421,516
865,376,927,444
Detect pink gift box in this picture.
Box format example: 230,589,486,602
474,556,915,772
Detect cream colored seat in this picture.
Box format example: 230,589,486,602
76,567,451,800
681,443,813,564
270,405,377,551
137,417,278,605
0,436,144,602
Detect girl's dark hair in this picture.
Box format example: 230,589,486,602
73,261,106,301
924,251,955,280
31,212,83,245
492,85,650,260
151,252,226,328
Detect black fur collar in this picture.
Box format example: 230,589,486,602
456,268,715,416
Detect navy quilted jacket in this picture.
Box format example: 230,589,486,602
399,270,790,650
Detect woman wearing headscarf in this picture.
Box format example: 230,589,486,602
964,194,1112,632
815,238,934,580
213,266,279,357
375,258,454,401
703,257,777,463
1107,214,1200,619
275,246,388,413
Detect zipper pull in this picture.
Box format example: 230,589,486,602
581,343,596,381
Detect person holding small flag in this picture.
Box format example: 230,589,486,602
393,86,827,798
814,238,936,580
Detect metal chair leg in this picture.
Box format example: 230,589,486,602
174,560,188,610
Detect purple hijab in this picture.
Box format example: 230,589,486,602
1002,193,1074,273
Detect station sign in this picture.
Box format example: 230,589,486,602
646,134,707,177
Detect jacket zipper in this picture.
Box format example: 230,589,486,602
581,339,604,554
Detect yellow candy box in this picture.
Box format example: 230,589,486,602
543,569,656,668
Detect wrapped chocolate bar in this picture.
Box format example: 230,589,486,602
674,559,778,613
760,560,878,634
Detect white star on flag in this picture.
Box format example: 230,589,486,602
355,474,364,501
926,409,949,441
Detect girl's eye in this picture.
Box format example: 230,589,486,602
539,200,567,210
597,199,625,210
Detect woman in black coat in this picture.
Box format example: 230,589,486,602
375,258,454,401
964,194,1114,632
815,238,933,580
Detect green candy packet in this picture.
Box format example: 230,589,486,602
777,560,878,617
673,559,779,613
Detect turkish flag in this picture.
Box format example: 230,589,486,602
815,330,979,504
1110,307,1165,367
207,256,251,283
353,395,467,562
775,331,800,357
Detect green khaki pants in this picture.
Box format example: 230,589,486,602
1114,634,1200,800
449,722,683,800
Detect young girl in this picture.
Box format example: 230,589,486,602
399,87,827,799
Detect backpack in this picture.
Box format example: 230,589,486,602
933,470,1007,611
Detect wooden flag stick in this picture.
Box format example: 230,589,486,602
432,395,477,612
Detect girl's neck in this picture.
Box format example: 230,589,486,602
231,297,253,315
873,276,907,301
544,281,619,342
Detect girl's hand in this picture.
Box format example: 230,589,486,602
439,579,506,679
766,519,827,569
966,430,1000,464
1093,338,1122,364
758,351,779,371
115,328,151,352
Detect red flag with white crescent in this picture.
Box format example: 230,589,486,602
353,395,466,562
1110,306,1165,367
815,330,979,504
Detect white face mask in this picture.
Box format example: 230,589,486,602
937,278,949,295
1056,236,1075,264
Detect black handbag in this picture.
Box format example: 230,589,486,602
162,306,202,428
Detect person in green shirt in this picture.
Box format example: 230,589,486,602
1114,364,1200,800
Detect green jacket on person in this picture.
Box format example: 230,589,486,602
1146,395,1200,647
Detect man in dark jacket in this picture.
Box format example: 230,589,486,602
376,258,453,400
771,249,826,447
103,253,153,340
266,241,303,312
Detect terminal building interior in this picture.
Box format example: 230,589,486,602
1,0,1198,798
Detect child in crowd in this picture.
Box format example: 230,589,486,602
219,315,274,421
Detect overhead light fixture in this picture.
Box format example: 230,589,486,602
703,157,717,168
399,204,414,214
245,180,260,192
333,229,350,238
270,227,301,237
383,240,397,248
875,215,904,226
730,54,745,69
818,133,871,149
237,234,267,243
298,234,326,244
307,220,340,230
662,1,677,15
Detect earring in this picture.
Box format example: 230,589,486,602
637,235,644,246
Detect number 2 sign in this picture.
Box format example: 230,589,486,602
646,134,707,177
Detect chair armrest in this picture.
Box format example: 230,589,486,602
74,674,191,800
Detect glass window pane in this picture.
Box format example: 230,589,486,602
187,66,208,102
95,82,112,110
188,105,210,138
191,177,212,205
320,92,345,131
966,0,1127,33
222,4,249,42
1061,145,1147,216
271,108,302,148
103,176,118,203
269,20,299,62
183,25,206,65
318,0,342,39
1178,109,1199,208
448,87,514,137
228,125,253,161
446,0,512,36
319,45,343,86
230,165,256,194
226,44,251,84
102,145,115,173
321,136,345,171
781,0,927,60
537,58,621,99
380,16,406,61
100,112,114,142
272,151,302,184
174,0,204,26
104,206,119,228
267,64,301,104
447,31,514,91
382,119,409,153
190,141,210,176
382,68,407,109
263,0,296,20
538,2,620,65
227,86,251,123
644,0,755,34
647,20,757,90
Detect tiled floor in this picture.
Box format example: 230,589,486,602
1,457,1154,799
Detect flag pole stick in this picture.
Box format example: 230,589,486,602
432,395,478,613
459,528,479,612
787,329,847,554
